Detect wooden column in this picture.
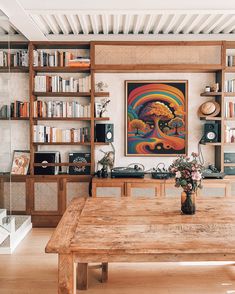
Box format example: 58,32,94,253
101,263,108,283
77,263,88,290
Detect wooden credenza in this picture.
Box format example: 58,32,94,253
92,175,232,198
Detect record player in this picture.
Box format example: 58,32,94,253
111,164,145,178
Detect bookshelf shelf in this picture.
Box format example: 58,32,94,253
205,142,222,146
224,92,235,96
0,117,29,120
34,117,91,121
225,67,235,73
33,66,90,73
200,92,222,96
0,66,29,73
94,117,110,121
33,92,92,97
34,162,91,167
224,163,235,167
199,116,222,121
33,142,91,146
224,118,235,121
94,142,110,145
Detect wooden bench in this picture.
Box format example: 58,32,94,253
46,197,235,293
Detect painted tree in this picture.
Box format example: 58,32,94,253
129,119,146,135
168,117,184,135
140,102,174,138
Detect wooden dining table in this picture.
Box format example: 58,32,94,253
45,197,235,294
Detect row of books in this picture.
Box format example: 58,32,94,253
225,102,235,118
0,101,30,118
33,50,90,67
33,101,91,118
224,80,235,92
0,50,28,67
34,75,91,92
226,55,235,67
33,125,90,143
225,126,235,143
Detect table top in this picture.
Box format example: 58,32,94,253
46,197,235,257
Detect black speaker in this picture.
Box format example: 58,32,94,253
95,124,114,143
203,123,219,143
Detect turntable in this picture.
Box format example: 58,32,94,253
111,164,145,178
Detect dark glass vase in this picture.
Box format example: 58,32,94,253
181,191,196,215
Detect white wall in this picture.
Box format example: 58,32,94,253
95,72,216,171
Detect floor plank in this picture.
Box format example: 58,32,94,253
0,228,235,294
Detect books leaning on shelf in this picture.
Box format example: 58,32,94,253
225,101,235,118
34,75,91,92
226,55,235,67
224,80,235,92
0,101,29,118
225,126,235,143
33,125,90,143
0,50,28,67
68,152,91,175
33,101,91,118
33,50,90,68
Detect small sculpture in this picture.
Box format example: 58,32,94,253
99,98,110,118
96,81,108,92
96,143,115,178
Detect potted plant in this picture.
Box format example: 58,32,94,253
169,152,203,215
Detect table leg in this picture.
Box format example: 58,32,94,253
59,254,75,294
77,263,88,290
101,262,108,283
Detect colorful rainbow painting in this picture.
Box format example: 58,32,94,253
125,80,188,156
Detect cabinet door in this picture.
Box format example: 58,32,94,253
32,179,59,215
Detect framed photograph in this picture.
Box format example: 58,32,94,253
11,150,30,175
125,80,188,156
95,102,103,118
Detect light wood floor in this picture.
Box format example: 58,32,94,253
0,229,235,294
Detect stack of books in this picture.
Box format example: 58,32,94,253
33,101,91,118
34,75,91,92
224,80,235,92
33,125,90,143
33,50,90,68
225,101,235,118
0,50,28,67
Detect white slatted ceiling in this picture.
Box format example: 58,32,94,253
0,21,20,35
27,11,235,35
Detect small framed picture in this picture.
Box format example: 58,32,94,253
95,102,103,118
11,150,30,175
